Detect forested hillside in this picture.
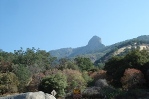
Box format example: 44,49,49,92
95,35,149,65
1,35,149,99
50,35,149,63
0,48,95,98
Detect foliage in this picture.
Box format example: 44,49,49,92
13,48,55,72
89,70,107,80
0,51,14,73
96,63,105,69
0,61,13,73
82,71,93,86
0,51,14,62
57,58,79,70
27,72,45,92
0,72,19,94
13,64,31,92
121,68,145,89
104,56,125,87
88,70,107,86
114,89,149,99
101,87,122,99
104,49,149,87
74,57,94,71
95,35,149,64
62,69,87,92
142,62,149,86
124,49,149,68
38,72,67,97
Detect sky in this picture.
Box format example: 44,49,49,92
0,0,149,52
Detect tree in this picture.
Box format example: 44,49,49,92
13,48,55,72
13,64,31,92
58,58,70,70
0,51,14,73
124,49,149,69
0,72,19,94
75,57,94,71
35,49,54,70
104,49,149,87
0,61,13,73
27,72,45,92
62,69,87,92
82,71,93,86
121,68,145,89
38,73,67,97
104,56,125,87
58,58,79,70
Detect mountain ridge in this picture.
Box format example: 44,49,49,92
50,35,149,62
49,35,105,58
94,35,149,65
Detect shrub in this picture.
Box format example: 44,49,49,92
0,72,19,94
13,64,31,92
27,72,45,92
82,71,93,86
38,72,67,97
89,70,107,80
62,69,87,92
121,68,145,89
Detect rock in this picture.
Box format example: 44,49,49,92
45,93,56,99
0,91,56,99
95,79,109,88
87,36,105,48
82,87,105,98
49,35,105,59
26,91,45,99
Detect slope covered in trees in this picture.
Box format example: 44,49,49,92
104,49,149,88
0,48,96,98
50,35,149,63
95,35,149,65
1,35,149,98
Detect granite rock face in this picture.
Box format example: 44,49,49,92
87,36,103,47
0,91,56,99
50,35,105,58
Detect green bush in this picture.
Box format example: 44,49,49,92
13,64,31,92
39,72,67,97
0,72,19,94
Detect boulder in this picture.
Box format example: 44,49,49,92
82,87,105,98
95,79,109,88
0,91,56,99
26,91,45,99
45,93,56,99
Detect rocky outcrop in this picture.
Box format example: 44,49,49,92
50,36,105,58
95,79,109,88
87,36,105,48
0,91,56,99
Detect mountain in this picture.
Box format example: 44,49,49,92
50,35,149,63
94,35,149,65
87,36,104,49
49,36,105,59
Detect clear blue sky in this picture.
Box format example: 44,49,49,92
0,0,149,52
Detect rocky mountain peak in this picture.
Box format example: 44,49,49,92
50,35,105,58
87,36,103,47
